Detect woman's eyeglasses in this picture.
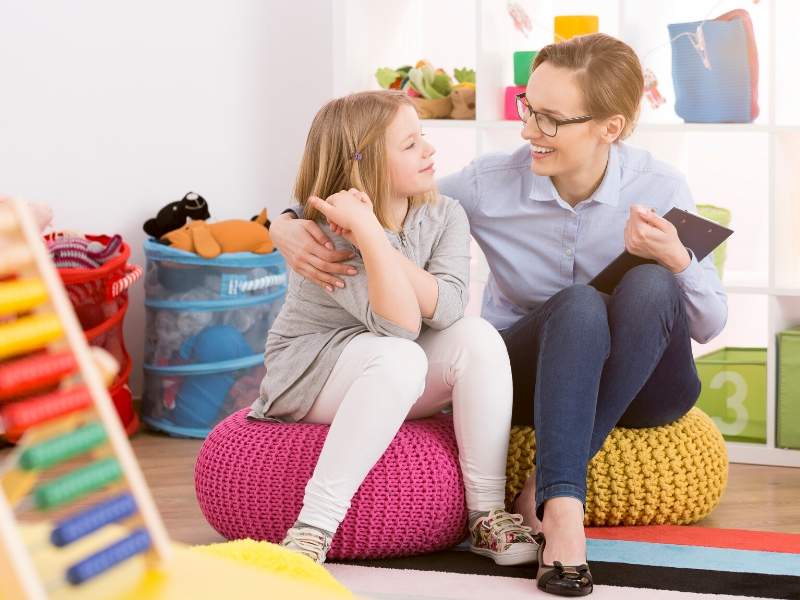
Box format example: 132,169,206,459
515,93,593,137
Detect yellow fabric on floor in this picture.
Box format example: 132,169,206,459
191,538,351,597
2,523,352,600
506,407,729,526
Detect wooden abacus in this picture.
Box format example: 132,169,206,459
0,198,352,600
0,198,171,599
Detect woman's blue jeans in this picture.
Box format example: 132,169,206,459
500,264,701,520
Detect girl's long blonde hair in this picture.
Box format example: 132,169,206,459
294,90,436,231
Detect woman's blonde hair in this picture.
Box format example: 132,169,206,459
532,33,644,140
294,90,435,231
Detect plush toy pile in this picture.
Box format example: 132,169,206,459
142,192,274,259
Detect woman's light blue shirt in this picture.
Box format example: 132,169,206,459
437,142,727,343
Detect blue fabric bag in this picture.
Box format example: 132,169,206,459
669,9,759,123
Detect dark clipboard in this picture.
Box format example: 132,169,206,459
588,207,734,295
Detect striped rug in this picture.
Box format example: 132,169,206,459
327,526,800,599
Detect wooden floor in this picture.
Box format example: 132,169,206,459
128,431,800,545
4,430,799,547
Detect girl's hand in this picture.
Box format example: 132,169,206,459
330,221,358,247
309,188,381,240
624,205,691,273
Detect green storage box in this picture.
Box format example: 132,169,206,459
696,204,731,280
778,327,800,449
514,51,538,86
695,347,766,443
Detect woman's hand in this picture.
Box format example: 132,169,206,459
309,188,382,244
269,211,358,292
624,205,691,273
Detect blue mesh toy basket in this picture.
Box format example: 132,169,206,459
669,9,759,123
141,240,286,438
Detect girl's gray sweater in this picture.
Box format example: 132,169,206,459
248,194,470,422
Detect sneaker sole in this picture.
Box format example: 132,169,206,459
470,543,539,566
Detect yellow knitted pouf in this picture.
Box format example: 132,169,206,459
506,407,729,526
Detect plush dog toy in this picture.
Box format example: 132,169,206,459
161,208,273,258
143,191,210,238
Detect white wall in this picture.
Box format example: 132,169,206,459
0,0,335,395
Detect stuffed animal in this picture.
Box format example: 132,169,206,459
143,191,210,238
161,209,273,258
150,293,215,363
47,234,122,269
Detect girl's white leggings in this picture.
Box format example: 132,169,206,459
298,316,513,533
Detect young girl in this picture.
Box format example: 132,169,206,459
248,90,537,565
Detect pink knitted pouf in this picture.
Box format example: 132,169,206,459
194,408,467,560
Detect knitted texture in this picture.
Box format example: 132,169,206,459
195,409,467,560
505,408,729,526
47,234,123,269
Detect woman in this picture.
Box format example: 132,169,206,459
270,34,726,596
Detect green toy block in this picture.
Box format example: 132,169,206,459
778,327,800,449
695,347,767,444
514,51,538,86
696,204,732,280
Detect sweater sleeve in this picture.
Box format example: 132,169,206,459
422,198,471,330
325,229,421,340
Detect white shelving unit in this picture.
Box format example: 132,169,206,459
334,0,800,467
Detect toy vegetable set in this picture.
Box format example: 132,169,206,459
376,60,476,119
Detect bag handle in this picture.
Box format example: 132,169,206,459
220,272,287,297
107,264,143,299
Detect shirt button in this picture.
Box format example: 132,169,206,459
566,249,573,257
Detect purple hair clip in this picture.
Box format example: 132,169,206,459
353,151,363,161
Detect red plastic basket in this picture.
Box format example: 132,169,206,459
47,234,134,329
47,233,140,435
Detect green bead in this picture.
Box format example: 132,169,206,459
514,51,538,86
19,422,107,471
34,458,121,510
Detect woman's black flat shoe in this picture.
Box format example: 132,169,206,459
535,534,593,597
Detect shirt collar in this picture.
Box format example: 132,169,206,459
528,143,621,207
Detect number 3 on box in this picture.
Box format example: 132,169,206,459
709,370,748,436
